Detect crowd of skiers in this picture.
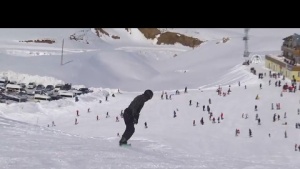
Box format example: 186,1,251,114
44,67,300,152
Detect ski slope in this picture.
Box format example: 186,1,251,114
0,28,300,169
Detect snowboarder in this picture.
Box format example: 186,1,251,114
119,89,153,146
144,122,148,128
209,98,211,104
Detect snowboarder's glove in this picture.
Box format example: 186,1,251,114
133,118,138,124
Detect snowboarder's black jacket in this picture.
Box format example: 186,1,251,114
125,90,153,123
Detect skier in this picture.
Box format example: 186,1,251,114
255,105,258,111
284,112,287,118
189,100,192,106
212,117,215,123
184,87,187,93
285,130,287,138
260,83,262,89
193,120,196,126
173,111,177,118
255,114,258,120
273,113,276,122
119,90,153,146
295,144,298,151
196,102,199,107
298,145,300,151
88,108,90,113
249,129,252,137
209,98,211,104
106,112,110,118
75,118,78,125
269,80,271,86
52,121,56,127
271,103,274,110
76,110,79,117
106,95,108,101
221,112,224,120
120,110,124,118
217,117,220,123
200,117,204,125
207,105,210,113
203,105,205,111
144,122,148,128
258,118,261,125
245,85,247,89
116,116,119,122
238,81,240,86
99,100,102,103
97,115,99,121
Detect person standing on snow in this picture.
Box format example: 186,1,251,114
119,90,153,146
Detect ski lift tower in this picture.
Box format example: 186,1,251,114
243,28,250,61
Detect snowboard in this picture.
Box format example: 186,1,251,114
120,143,131,147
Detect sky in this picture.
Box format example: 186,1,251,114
0,28,300,169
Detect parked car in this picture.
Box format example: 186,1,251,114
28,82,37,89
79,88,93,94
35,84,46,94
45,85,54,91
18,83,26,89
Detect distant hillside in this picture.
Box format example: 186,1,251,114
93,28,203,48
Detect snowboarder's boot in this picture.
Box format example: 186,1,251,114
119,137,128,146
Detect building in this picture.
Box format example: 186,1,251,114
265,33,300,81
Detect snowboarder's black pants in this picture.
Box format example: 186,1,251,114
121,108,135,141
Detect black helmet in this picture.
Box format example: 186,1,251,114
144,89,153,100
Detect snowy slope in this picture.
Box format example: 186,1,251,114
1,28,300,169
